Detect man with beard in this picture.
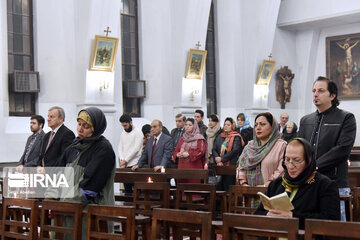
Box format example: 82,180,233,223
118,114,143,193
17,115,46,172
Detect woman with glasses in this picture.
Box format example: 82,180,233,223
254,138,340,229
237,112,287,187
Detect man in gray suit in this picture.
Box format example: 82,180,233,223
132,120,173,172
16,115,45,172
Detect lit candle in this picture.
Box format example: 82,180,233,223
148,177,153,183
204,163,208,169
161,166,165,173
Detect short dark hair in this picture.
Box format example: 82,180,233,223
237,113,245,121
175,113,186,121
209,114,219,122
119,114,132,123
141,124,151,136
31,115,45,128
185,118,195,125
195,109,204,118
255,112,273,126
314,76,339,107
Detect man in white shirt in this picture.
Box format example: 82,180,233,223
118,114,143,193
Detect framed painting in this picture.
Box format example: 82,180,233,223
185,48,207,79
89,35,119,72
256,60,276,85
326,33,360,99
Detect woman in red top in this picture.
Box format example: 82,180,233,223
173,118,207,183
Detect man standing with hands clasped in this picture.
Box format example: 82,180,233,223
118,114,143,193
298,76,356,221
132,120,173,172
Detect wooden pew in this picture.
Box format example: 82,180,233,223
151,208,212,240
353,187,360,222
213,166,236,176
116,168,209,183
349,166,360,188
228,185,267,214
304,218,360,240
223,213,299,240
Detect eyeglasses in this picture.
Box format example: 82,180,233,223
284,159,305,166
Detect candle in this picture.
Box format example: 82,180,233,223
204,163,208,169
161,166,165,173
148,177,153,183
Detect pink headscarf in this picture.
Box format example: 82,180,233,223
181,120,205,151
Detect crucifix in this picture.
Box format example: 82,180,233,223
104,27,111,37
195,41,201,49
268,53,273,60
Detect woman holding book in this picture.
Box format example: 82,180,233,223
237,112,286,187
254,138,340,229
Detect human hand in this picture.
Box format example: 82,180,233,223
131,165,139,171
215,157,222,163
266,209,293,218
182,152,189,158
16,165,24,173
154,166,162,172
119,160,127,168
37,166,46,174
217,162,224,166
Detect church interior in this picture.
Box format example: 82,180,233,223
1,0,360,238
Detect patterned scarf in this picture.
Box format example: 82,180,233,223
237,113,251,131
220,131,242,166
239,120,280,169
282,138,317,193
238,119,280,186
181,121,205,152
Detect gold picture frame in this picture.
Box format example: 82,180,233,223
89,35,119,72
185,48,207,79
256,60,276,85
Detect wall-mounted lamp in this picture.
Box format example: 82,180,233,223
99,80,109,91
190,87,200,101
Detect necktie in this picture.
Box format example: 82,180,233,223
42,131,55,167
151,137,157,167
45,131,55,152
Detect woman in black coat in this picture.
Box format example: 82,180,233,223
213,117,244,191
254,138,340,229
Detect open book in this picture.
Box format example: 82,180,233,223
257,192,294,211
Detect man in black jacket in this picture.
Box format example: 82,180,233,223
298,76,356,221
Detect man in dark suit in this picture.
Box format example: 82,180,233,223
16,115,46,172
170,113,186,168
37,106,75,169
132,120,173,172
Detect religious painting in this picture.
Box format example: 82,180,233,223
89,35,119,72
185,48,207,79
326,33,360,99
256,60,276,85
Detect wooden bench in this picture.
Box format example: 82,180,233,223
223,213,299,240
40,200,83,240
87,204,135,240
352,187,360,222
228,185,267,214
1,197,39,240
151,208,212,240
116,168,209,183
304,218,360,239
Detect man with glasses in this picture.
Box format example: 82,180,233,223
298,76,356,221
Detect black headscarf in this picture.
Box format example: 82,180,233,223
282,121,298,142
74,107,107,145
282,138,317,192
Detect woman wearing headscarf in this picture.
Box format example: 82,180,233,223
173,118,207,183
282,121,298,142
255,138,340,229
48,107,115,239
236,112,253,145
237,112,286,187
206,114,222,165
213,117,244,191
